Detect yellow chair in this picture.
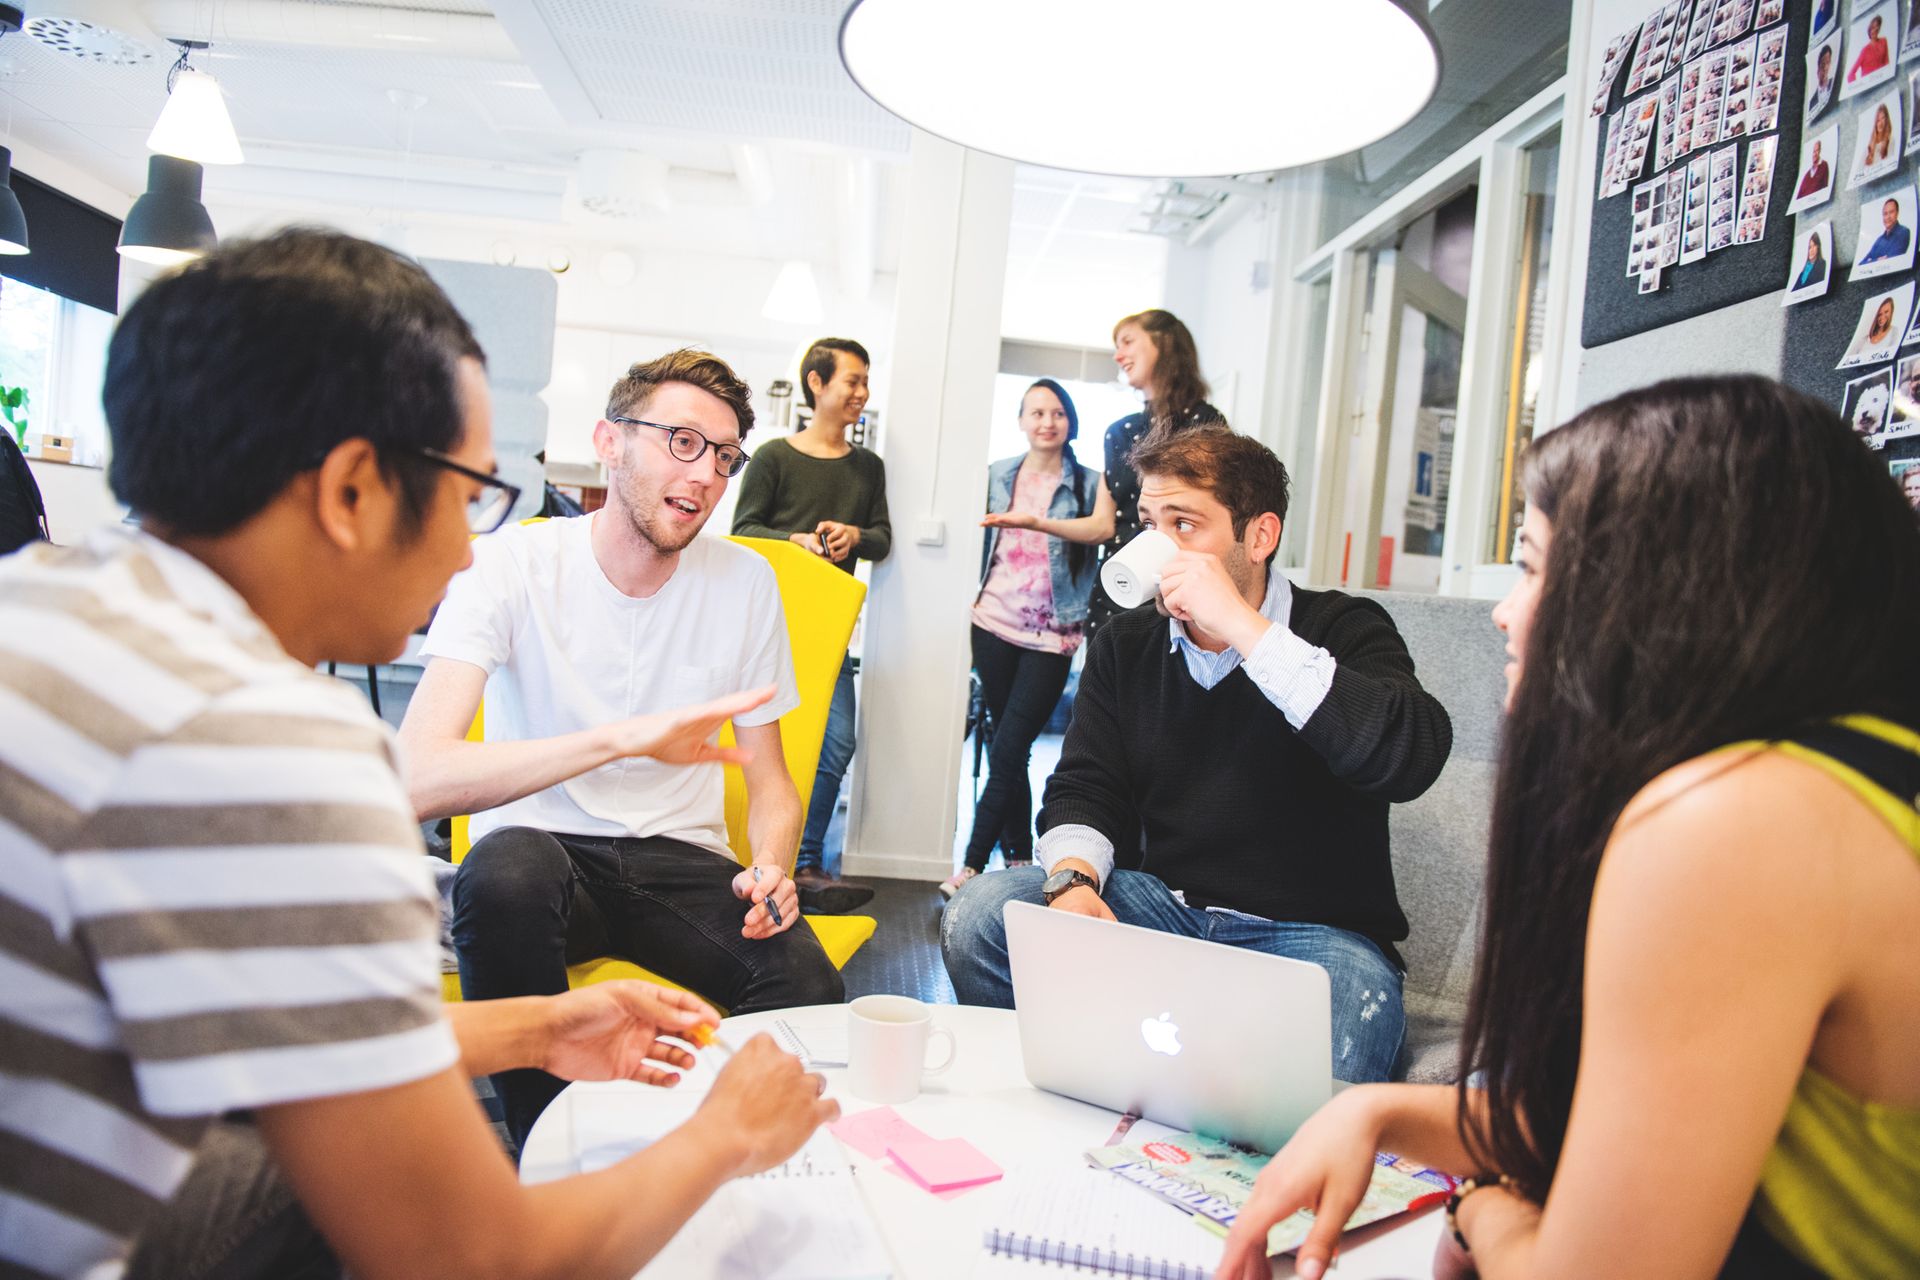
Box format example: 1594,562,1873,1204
442,534,876,1002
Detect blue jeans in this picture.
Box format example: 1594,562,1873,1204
941,866,1406,1083
797,655,856,871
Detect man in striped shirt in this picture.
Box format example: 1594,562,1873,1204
0,229,837,1280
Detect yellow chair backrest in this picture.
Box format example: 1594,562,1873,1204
449,532,866,871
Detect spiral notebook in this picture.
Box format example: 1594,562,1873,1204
979,1164,1222,1278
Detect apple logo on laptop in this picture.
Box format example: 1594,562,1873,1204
1140,1012,1183,1057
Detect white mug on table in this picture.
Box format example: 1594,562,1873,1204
846,995,956,1103
1100,528,1179,609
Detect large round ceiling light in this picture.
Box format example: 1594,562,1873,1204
839,0,1440,178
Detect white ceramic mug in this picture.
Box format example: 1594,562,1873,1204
1099,528,1179,608
846,995,956,1103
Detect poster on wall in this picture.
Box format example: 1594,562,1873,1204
1841,0,1898,100
1806,30,1842,118
1836,279,1915,368
1782,220,1833,303
1787,122,1839,212
1841,366,1893,437
1735,135,1779,243
1850,182,1918,279
1846,87,1903,186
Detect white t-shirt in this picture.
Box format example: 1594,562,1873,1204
420,515,800,855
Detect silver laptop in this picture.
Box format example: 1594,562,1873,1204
1004,900,1331,1153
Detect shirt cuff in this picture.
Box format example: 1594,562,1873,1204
1036,823,1115,888
1242,622,1338,730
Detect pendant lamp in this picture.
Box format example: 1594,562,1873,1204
839,0,1442,178
118,154,216,265
147,42,243,166
0,147,27,255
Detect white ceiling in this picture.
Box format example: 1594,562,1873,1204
0,0,911,265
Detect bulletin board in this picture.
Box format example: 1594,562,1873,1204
1582,1,1808,348
1778,1,1920,471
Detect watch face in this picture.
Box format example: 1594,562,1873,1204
1042,870,1077,896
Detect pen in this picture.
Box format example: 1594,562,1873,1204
816,530,828,557
690,1023,737,1060
752,865,785,927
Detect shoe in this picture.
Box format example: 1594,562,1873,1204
792,865,875,914
939,866,979,899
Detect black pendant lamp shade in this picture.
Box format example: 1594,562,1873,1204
118,154,216,265
0,146,27,255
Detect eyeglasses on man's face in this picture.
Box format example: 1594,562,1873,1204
611,416,751,478
398,446,522,534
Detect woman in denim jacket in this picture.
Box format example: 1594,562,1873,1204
943,379,1114,897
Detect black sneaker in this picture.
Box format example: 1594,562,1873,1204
792,865,875,914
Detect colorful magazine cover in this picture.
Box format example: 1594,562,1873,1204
1085,1130,1456,1257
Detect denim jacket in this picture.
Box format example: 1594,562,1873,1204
978,450,1099,626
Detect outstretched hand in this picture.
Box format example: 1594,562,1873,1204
610,685,774,765
538,981,721,1088
1214,1089,1385,1280
980,511,1040,531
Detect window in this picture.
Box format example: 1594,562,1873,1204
0,277,58,452
1487,129,1560,565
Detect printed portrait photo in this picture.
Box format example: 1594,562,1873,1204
1890,458,1920,510
1838,281,1916,369
1843,1,1899,100
1852,185,1918,280
1807,33,1842,119
1840,367,1893,438
1788,124,1840,214
1848,89,1905,187
1782,221,1833,306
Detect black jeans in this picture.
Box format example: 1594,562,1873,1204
965,626,1074,870
452,827,844,1151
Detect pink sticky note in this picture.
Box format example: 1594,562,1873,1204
885,1135,1003,1193
830,1106,930,1161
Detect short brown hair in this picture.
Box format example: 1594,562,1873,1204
606,348,755,439
1130,426,1290,541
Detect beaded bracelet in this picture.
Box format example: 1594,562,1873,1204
1443,1173,1516,1252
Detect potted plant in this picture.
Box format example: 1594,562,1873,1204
0,385,26,450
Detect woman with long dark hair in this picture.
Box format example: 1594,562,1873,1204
1217,376,1920,1280
1087,309,1225,634
944,379,1113,896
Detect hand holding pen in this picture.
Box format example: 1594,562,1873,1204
731,863,798,939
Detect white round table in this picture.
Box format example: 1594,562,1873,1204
520,1004,1441,1279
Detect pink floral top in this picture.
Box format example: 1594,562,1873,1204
971,464,1083,655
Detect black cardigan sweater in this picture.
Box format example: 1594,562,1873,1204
1037,586,1454,960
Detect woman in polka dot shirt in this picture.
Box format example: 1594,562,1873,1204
1088,309,1226,635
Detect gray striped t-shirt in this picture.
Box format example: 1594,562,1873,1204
0,527,458,1279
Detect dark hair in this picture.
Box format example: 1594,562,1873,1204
798,337,871,409
105,227,484,537
1114,309,1210,435
1129,426,1289,551
1458,375,1920,1201
1023,378,1080,442
607,348,755,439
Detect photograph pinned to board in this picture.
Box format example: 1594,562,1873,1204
1613,91,1663,195
1734,135,1778,243
1836,280,1915,369
1600,109,1625,199
1592,24,1641,115
1782,220,1833,303
1684,0,1718,60
1623,2,1666,95
1639,262,1665,294
1908,68,1920,150
1629,175,1669,277
1708,0,1758,47
1787,123,1839,212
1682,153,1713,262
1677,57,1706,154
1847,88,1904,187
1806,30,1842,120
1709,142,1741,250
1721,34,1760,138
1811,0,1839,45
1842,0,1899,100
1841,366,1894,439
1757,0,1785,24
1888,358,1920,430
1850,182,1917,279
1634,0,1693,93
1695,46,1736,150
1890,457,1920,510
1661,164,1687,265
1750,21,1788,131
1657,73,1683,170
1904,0,1920,61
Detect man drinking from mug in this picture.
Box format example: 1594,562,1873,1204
940,429,1452,1084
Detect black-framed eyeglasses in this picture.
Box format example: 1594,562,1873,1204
398,446,522,534
612,416,751,478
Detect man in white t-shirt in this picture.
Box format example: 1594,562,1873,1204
401,348,844,1149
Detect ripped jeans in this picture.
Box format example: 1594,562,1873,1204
941,865,1406,1084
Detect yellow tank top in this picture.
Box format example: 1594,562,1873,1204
1746,715,1920,1278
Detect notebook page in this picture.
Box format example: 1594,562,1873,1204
982,1162,1223,1276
